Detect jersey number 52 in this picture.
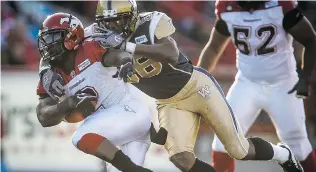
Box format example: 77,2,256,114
233,24,277,56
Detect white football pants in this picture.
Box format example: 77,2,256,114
212,74,312,161
72,85,152,170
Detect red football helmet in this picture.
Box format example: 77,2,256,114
38,12,84,61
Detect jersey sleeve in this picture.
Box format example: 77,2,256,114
154,12,176,40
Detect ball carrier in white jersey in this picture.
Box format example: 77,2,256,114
36,13,153,172
198,1,316,172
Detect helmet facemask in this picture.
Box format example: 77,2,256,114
38,29,68,61
96,11,137,38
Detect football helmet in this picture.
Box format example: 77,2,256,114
95,0,138,37
38,12,84,61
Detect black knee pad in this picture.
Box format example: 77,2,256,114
246,137,274,160
188,158,216,172
170,152,195,171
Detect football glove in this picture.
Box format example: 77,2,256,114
288,77,309,99
40,69,65,100
288,63,309,99
118,58,134,82
91,26,125,48
68,93,98,118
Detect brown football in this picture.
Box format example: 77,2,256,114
64,100,97,123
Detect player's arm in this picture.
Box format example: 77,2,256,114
36,92,97,127
293,40,304,71
36,95,73,127
123,13,179,64
131,36,179,64
198,18,231,72
284,8,316,79
101,49,133,67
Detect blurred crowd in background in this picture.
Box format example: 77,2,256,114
2,1,316,172
1,1,231,68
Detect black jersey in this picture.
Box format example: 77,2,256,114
128,11,193,99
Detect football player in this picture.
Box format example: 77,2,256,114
198,1,316,172
36,12,153,172
40,1,304,172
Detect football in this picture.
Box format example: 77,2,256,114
64,100,97,123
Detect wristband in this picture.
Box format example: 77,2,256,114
125,42,136,54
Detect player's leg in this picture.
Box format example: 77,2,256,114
72,99,152,172
265,77,316,172
107,132,151,172
212,76,262,172
158,105,215,172
192,67,302,170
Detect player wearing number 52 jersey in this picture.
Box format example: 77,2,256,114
198,1,316,172
35,13,153,172
95,0,304,171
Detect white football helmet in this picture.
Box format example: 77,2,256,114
96,0,138,37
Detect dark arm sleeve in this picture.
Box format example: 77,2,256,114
283,8,304,32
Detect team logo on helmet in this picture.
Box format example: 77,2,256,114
60,17,81,29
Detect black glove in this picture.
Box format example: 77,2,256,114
118,58,134,82
288,76,309,99
149,123,168,145
40,69,65,100
68,93,98,118
288,62,309,99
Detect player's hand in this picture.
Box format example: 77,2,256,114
40,69,65,100
118,58,134,82
91,26,125,48
288,76,309,99
68,93,98,117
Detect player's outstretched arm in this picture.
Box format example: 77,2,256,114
198,19,231,72
130,36,179,64
101,49,133,67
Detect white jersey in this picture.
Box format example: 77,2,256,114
217,0,298,83
37,40,127,109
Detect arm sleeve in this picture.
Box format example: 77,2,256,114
215,19,231,36
283,8,303,32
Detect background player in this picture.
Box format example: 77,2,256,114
36,12,152,172
198,1,316,172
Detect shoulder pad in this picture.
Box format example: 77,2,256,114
149,11,176,42
81,40,107,62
